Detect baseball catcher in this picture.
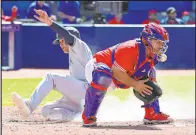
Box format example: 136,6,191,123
11,9,92,121
82,23,173,126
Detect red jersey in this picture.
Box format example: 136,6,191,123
94,40,139,76
108,18,124,24
94,40,139,89
2,15,12,21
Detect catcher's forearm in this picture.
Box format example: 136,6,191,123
112,65,138,88
49,21,75,45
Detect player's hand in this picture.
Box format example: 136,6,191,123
34,9,53,26
134,78,153,97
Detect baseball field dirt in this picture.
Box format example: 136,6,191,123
2,69,195,135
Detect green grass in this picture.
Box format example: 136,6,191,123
2,76,195,106
2,78,62,106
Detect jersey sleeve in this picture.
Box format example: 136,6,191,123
114,45,138,74
50,22,75,45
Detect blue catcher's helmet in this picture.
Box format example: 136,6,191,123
141,23,169,62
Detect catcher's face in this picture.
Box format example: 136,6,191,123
59,39,69,53
150,38,167,55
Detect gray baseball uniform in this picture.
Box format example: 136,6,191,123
27,22,92,121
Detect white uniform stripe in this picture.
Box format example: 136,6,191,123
114,61,126,72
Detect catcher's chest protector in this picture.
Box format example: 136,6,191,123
112,39,158,81
131,39,159,80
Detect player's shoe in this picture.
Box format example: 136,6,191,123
11,92,32,117
82,113,97,127
143,107,173,124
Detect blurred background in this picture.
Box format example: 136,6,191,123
1,1,195,70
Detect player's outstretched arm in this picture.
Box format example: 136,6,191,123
34,9,75,46
112,65,153,97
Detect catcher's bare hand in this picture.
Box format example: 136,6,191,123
134,78,153,97
34,9,52,26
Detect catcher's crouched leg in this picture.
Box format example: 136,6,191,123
82,63,112,127
133,78,173,124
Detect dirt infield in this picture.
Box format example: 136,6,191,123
2,69,195,135
2,107,195,135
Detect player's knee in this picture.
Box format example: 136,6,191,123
92,64,112,88
44,73,62,89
